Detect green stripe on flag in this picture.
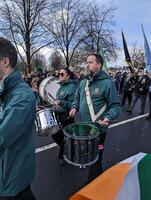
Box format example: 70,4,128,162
138,154,151,200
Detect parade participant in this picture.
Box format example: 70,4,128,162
31,77,41,109
52,68,77,164
122,72,134,108
111,71,122,94
127,67,150,115
0,38,36,199
146,72,151,120
69,53,121,183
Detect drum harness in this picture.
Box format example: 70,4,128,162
85,80,107,122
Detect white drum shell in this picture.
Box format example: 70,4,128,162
36,108,60,136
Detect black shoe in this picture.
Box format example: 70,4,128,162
139,112,144,115
126,110,132,113
145,116,151,120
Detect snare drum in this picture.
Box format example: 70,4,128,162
35,108,60,136
63,123,100,168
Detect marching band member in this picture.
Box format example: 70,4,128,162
127,67,150,115
146,72,151,120
52,68,78,164
70,53,121,183
0,38,36,199
122,72,134,108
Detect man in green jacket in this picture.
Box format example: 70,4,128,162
70,53,121,183
0,38,36,199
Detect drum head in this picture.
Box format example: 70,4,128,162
39,77,60,102
64,123,100,139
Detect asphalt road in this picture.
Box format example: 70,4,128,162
31,100,151,200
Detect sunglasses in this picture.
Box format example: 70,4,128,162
58,72,66,77
138,71,143,73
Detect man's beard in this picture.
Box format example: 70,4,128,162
87,69,95,76
87,68,100,77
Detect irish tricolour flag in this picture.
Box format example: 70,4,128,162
70,153,151,200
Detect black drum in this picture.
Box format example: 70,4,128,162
63,123,100,168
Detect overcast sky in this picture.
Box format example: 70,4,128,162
99,0,151,66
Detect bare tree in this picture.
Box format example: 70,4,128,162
0,0,54,73
17,58,27,73
49,50,65,72
32,53,46,72
130,44,145,69
42,0,90,68
82,2,117,62
70,50,87,68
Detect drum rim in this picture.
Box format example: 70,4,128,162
37,124,60,131
36,108,52,114
63,155,99,168
63,122,100,139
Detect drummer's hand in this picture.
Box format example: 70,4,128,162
54,100,60,106
97,118,110,126
36,107,40,111
69,108,77,118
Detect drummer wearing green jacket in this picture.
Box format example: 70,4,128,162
0,38,36,199
52,68,78,164
70,53,121,183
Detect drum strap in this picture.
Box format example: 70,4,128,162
85,80,107,122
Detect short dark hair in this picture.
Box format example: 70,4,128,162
138,67,144,71
87,53,104,67
0,37,18,68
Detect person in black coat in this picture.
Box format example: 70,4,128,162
127,67,150,114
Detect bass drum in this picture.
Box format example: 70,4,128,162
39,77,60,102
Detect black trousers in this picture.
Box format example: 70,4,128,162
122,90,132,106
149,92,151,116
130,93,147,113
0,186,36,200
52,129,64,159
85,133,106,184
52,117,74,159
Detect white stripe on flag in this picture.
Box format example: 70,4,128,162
120,153,147,164
116,153,146,200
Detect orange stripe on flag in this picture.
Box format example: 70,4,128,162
70,163,130,200
70,194,91,200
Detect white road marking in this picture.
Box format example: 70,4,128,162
35,113,149,154
35,143,57,153
109,113,149,128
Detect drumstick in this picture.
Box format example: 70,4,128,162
66,116,71,120
38,105,46,109
47,92,55,101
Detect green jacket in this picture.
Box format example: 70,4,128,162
0,69,36,196
56,78,77,126
72,70,121,132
